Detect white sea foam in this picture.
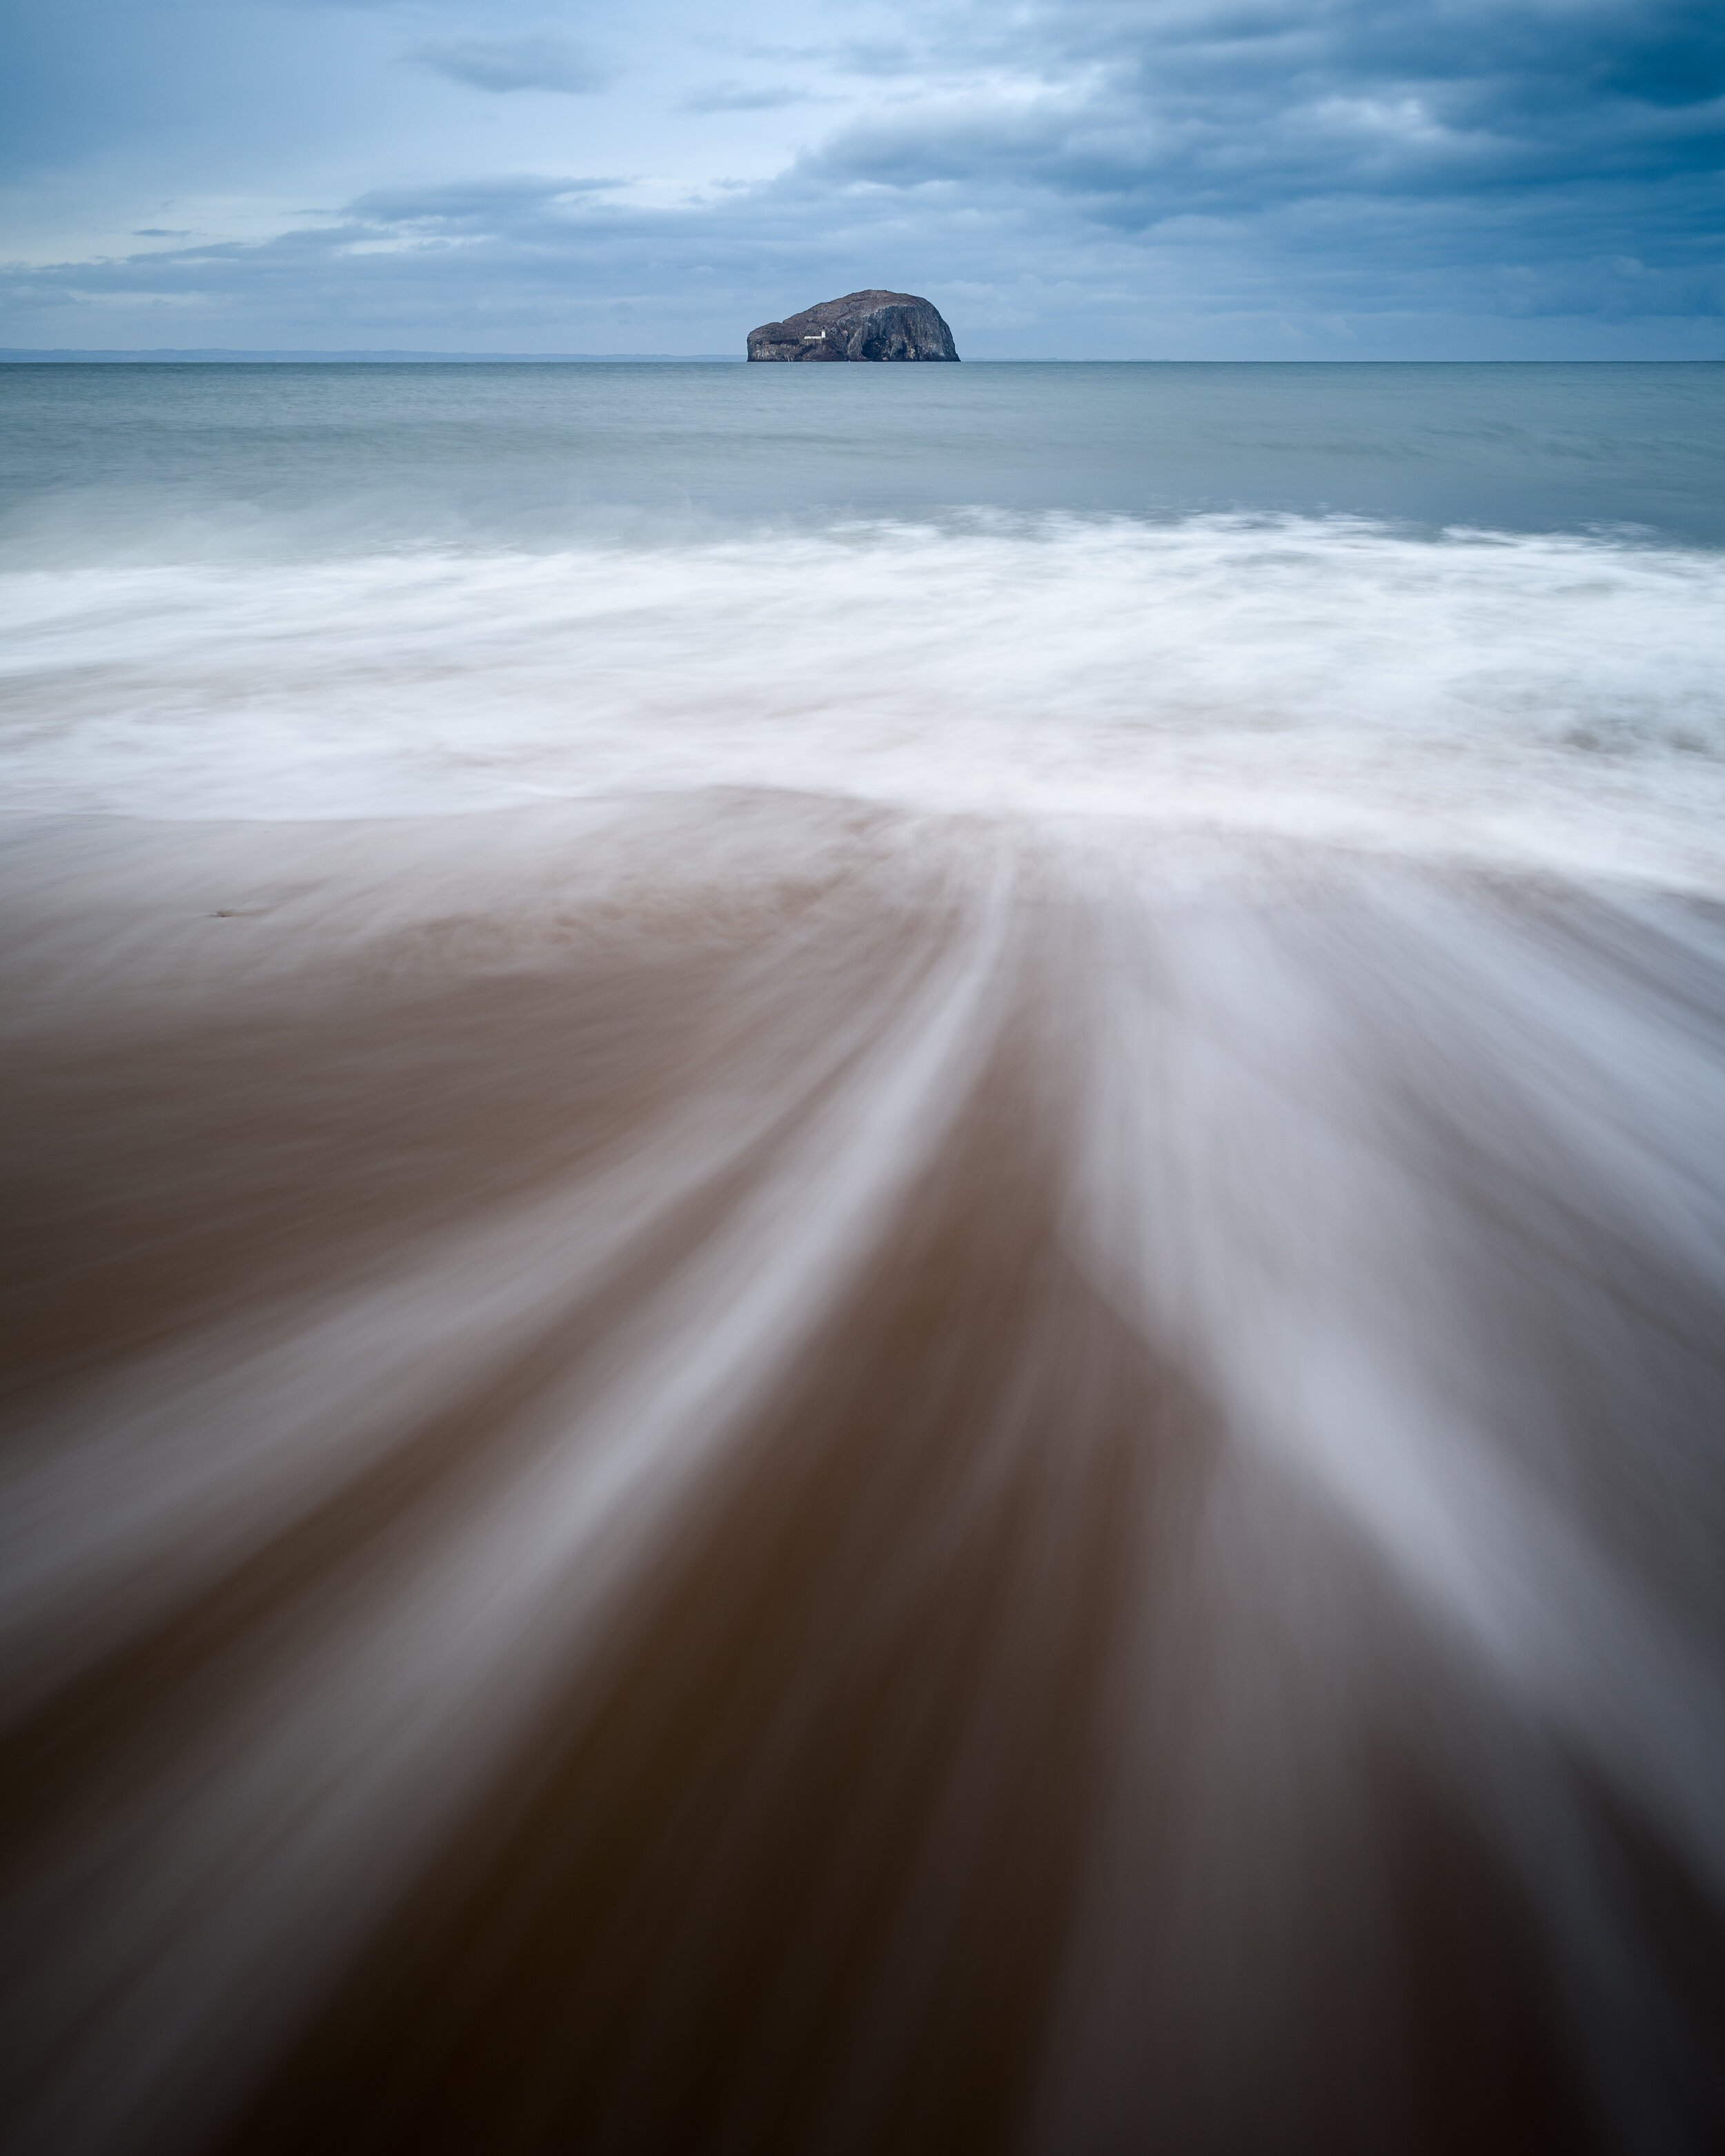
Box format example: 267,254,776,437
4,511,1722,889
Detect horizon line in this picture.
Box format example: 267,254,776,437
3,348,1718,366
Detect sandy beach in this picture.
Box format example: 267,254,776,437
6,795,1724,2151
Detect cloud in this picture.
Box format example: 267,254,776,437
346,176,624,230
132,227,192,238
408,31,611,96
680,81,821,115
793,0,1725,217
829,40,923,79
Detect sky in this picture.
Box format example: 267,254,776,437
1,0,1722,357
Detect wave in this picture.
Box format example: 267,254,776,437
3,512,1724,889
3,796,1724,2153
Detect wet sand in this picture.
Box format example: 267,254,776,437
3,795,1724,2154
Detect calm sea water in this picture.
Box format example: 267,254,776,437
6,359,1723,538
3,359,1723,881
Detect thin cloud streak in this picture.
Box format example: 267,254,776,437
408,32,615,96
680,82,828,113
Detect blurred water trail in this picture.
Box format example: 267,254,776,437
3,795,1724,2155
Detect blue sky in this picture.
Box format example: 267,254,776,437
3,0,1722,356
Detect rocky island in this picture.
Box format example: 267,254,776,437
747,290,959,362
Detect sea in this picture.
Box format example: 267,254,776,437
3,361,1725,2156
3,360,1725,876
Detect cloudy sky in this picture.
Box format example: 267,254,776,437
3,0,1721,356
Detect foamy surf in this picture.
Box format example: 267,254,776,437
3,511,1724,889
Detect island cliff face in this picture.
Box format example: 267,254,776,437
747,290,959,362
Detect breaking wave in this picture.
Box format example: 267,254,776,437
4,511,1724,889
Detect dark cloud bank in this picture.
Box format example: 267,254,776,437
3,0,1722,355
